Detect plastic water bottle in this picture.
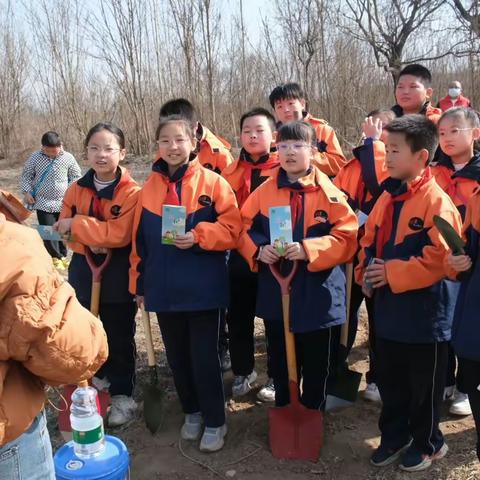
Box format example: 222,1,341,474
70,380,105,458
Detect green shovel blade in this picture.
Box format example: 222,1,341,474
433,215,464,255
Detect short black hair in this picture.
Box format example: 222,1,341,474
439,107,480,129
276,121,316,146
398,64,432,88
155,114,195,141
41,131,62,147
269,83,305,108
240,107,276,131
384,114,438,163
159,98,198,124
85,122,126,149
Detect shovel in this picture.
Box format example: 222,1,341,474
141,307,164,433
58,247,112,440
326,262,362,409
268,260,323,462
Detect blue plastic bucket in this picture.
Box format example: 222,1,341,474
54,435,130,479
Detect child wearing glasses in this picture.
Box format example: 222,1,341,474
431,107,480,416
55,122,140,427
238,120,358,411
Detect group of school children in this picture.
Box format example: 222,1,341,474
43,62,480,472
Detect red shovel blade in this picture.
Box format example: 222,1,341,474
269,382,323,461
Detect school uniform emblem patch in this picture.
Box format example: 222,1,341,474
203,163,213,170
314,210,328,223
317,140,328,153
110,205,121,216
198,195,212,206
408,217,424,230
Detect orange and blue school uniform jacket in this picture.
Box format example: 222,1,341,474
60,167,140,304
276,113,347,177
129,157,241,312
197,124,234,174
334,138,389,215
431,151,480,220
391,101,442,124
445,189,480,362
238,167,358,332
355,169,462,343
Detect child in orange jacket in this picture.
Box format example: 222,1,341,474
433,107,480,415
238,121,358,411
334,108,394,402
356,115,462,472
129,115,241,453
55,122,140,427
269,83,347,176
159,98,233,175
222,107,279,401
391,64,442,124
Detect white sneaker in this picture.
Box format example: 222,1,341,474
444,385,455,401
199,424,227,452
257,378,275,402
449,391,472,416
232,371,257,398
92,376,111,392
180,412,203,440
108,395,137,427
364,383,382,403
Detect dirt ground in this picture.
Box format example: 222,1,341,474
2,157,479,479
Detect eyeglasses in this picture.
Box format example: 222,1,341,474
277,142,312,152
86,146,121,155
439,128,475,137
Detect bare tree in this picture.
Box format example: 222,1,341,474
452,0,480,38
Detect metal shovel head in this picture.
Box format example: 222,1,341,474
143,367,164,434
269,381,323,461
433,215,465,254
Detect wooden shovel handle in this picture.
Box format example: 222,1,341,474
85,248,113,282
90,281,101,317
141,308,156,368
340,262,354,348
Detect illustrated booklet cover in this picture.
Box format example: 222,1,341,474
269,206,293,256
162,205,186,245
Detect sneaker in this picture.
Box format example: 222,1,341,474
232,371,257,398
370,441,412,467
450,391,472,416
61,257,70,269
364,383,382,403
180,412,203,440
199,424,227,452
52,257,65,271
443,385,455,401
257,378,275,402
108,395,137,427
399,443,448,472
92,376,111,392
220,349,231,373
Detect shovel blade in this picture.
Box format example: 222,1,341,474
269,401,323,461
143,382,165,434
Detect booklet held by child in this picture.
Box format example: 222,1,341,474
269,206,293,256
162,205,186,245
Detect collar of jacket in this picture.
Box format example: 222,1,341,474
77,166,129,200
382,168,433,197
276,166,318,190
239,149,272,165
444,151,480,181
391,101,432,117
152,154,198,182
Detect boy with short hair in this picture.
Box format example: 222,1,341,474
269,83,347,176
391,64,442,124
159,98,233,175
356,115,462,472
20,131,81,270
222,107,279,400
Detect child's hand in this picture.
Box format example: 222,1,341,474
54,218,73,235
175,232,196,249
135,295,144,308
284,242,307,261
258,245,281,264
23,192,35,205
364,258,388,288
447,254,472,272
362,116,382,141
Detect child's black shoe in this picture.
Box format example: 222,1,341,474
370,441,412,467
399,442,448,472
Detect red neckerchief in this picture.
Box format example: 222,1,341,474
159,161,195,206
237,151,279,207
439,168,470,206
375,168,432,258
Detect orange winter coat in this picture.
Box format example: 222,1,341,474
0,214,108,445
197,124,234,174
